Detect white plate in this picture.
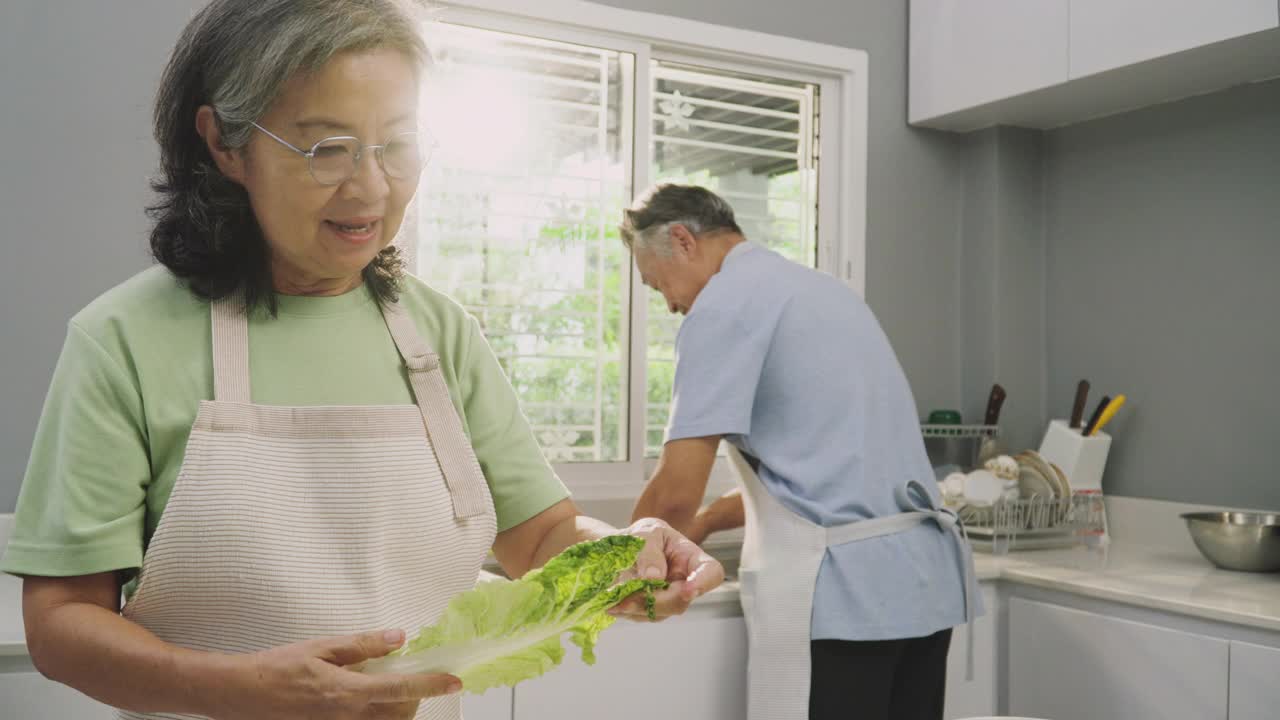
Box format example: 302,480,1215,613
1017,463,1055,500
964,469,1005,505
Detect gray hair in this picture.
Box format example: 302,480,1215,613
171,0,431,149
620,184,744,255
149,0,429,314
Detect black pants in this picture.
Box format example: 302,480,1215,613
809,628,952,720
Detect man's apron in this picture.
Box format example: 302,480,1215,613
118,296,497,720
726,446,976,720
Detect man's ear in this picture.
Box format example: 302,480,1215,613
195,105,247,185
669,223,698,257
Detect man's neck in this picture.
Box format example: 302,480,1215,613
706,233,746,275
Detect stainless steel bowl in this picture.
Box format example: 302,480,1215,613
1182,512,1280,572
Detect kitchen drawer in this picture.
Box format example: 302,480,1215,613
1009,596,1228,720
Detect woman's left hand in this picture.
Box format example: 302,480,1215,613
608,517,725,622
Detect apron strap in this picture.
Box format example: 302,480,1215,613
899,480,979,681
211,296,251,403
820,480,978,680
381,301,489,520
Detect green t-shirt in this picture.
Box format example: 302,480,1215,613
1,266,569,579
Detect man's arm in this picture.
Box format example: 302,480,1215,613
631,436,721,539
686,487,745,545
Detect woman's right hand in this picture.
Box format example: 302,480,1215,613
208,629,461,720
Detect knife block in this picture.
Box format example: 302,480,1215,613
1038,419,1111,493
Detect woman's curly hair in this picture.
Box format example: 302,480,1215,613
147,0,428,314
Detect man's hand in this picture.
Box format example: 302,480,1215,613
608,518,725,621
687,488,745,545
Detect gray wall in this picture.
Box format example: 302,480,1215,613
1044,78,1280,510
0,1,968,511
960,128,1047,455
1,2,205,512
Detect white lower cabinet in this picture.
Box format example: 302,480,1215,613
944,583,998,720
1008,597,1229,720
513,613,747,720
1228,640,1280,720
462,687,513,720
0,671,113,720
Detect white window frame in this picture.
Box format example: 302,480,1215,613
433,0,868,500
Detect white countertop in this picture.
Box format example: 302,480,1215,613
977,543,1280,631
5,542,1278,658
686,543,1280,633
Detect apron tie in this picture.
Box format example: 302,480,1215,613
894,480,978,681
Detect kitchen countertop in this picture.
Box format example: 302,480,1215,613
978,543,1280,631
4,542,1278,658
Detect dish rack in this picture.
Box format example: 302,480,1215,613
958,492,1109,554
922,424,999,472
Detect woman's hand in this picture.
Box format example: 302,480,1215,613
209,629,461,720
609,517,725,622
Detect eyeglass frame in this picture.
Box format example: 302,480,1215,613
248,121,434,186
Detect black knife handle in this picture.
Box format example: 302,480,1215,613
984,384,1006,426
1082,395,1111,437
1070,380,1090,428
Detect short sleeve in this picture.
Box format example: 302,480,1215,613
1,322,149,577
666,306,773,443
458,318,569,532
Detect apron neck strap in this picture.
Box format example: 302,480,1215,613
381,300,491,519
380,300,439,374
208,293,437,405
211,296,251,403
208,292,487,519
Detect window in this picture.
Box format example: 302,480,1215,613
646,61,820,456
411,4,867,494
416,25,633,463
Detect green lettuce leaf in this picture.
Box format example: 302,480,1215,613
359,535,666,693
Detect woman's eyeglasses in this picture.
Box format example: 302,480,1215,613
250,121,433,186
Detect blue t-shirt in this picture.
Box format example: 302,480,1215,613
666,242,974,641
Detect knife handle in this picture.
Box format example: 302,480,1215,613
1069,380,1090,428
1092,394,1127,436
1081,395,1111,437
984,384,1006,426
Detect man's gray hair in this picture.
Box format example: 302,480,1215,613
620,184,744,254
161,0,431,151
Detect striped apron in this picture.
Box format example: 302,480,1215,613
119,296,497,720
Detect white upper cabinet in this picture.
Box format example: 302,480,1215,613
909,0,1069,124
1069,0,1279,79
910,0,1280,130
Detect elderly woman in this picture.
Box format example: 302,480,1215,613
0,2,721,719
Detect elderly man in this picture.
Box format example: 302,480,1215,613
619,184,979,720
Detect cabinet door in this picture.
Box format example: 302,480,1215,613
514,614,747,720
462,688,512,720
1229,641,1280,720
1008,597,1228,720
944,583,998,720
909,0,1069,122
1069,0,1279,79
0,672,113,720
